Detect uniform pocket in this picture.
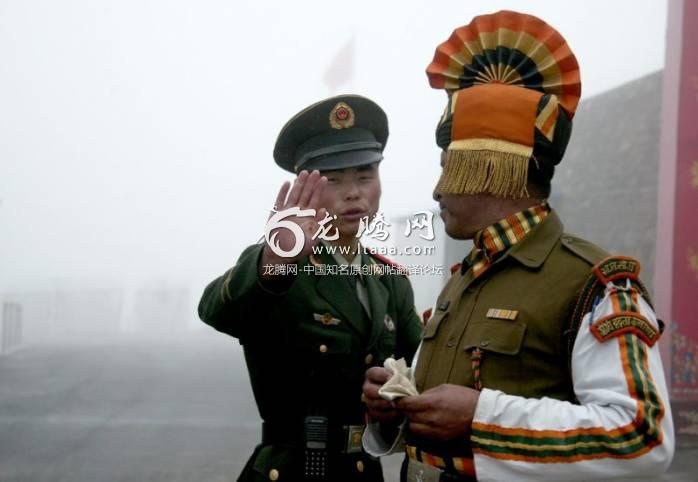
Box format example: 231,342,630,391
251,444,299,481
462,319,526,354
462,319,527,392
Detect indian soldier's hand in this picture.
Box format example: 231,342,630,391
260,170,328,275
396,384,480,441
362,367,400,423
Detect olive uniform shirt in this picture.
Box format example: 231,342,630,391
365,209,673,482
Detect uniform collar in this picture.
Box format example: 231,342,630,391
506,209,563,269
463,202,551,276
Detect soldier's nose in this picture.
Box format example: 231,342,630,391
345,184,361,200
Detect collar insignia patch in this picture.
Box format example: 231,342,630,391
314,312,341,326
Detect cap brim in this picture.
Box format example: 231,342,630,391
299,150,383,172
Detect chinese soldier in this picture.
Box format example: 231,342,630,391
199,95,423,481
362,10,674,482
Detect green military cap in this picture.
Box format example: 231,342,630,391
273,95,388,173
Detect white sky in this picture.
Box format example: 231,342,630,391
0,0,668,294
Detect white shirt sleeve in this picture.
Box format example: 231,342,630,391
362,419,408,457
470,281,674,482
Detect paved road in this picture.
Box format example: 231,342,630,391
0,332,694,481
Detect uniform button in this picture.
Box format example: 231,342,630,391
356,460,365,473
319,344,328,353
269,468,279,481
480,340,489,347
446,338,456,348
365,353,374,365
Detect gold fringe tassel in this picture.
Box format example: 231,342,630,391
436,149,531,199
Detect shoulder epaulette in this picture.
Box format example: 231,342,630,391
560,234,609,266
369,253,409,276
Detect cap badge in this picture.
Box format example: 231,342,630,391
329,102,355,129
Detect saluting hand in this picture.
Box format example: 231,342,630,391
396,384,480,441
261,170,328,271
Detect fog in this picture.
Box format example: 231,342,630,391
0,1,680,480
0,0,668,337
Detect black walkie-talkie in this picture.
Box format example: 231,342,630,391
304,416,329,479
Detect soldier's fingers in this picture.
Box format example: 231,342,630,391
362,382,379,399
306,175,327,211
362,378,385,400
272,181,291,214
366,367,391,384
297,170,320,208
286,170,309,206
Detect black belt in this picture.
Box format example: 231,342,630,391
261,421,364,454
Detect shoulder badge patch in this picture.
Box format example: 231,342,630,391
450,263,462,275
593,256,641,285
591,311,659,346
313,312,341,326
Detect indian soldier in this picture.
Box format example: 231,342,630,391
362,10,674,482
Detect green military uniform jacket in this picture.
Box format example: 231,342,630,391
199,243,422,481
410,211,609,456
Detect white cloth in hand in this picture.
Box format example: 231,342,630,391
377,357,418,401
